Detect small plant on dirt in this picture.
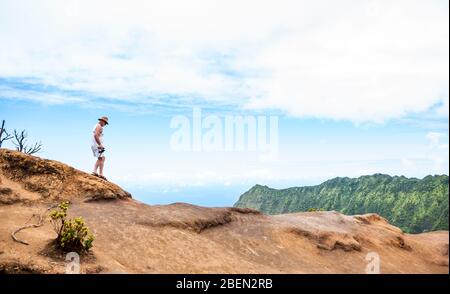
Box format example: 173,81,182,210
49,201,95,252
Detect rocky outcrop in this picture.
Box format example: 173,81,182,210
0,149,131,203
0,150,448,274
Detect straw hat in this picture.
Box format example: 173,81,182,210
98,116,109,125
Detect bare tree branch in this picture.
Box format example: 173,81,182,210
13,129,27,152
12,129,43,155
0,120,13,148
11,204,58,245
24,141,43,155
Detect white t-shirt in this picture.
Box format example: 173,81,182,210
92,123,104,147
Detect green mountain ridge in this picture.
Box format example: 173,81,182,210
234,174,449,233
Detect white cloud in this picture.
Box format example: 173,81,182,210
424,131,449,172
0,0,448,123
427,131,449,149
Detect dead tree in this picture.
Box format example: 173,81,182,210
12,129,43,155
0,120,13,147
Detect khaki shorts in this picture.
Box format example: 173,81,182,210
91,145,105,158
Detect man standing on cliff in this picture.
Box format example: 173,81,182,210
91,116,109,180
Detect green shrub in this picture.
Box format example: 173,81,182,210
307,208,324,212
49,201,94,252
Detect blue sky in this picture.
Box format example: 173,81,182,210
0,0,448,206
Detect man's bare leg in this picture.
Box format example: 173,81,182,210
93,158,101,174
98,157,105,176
